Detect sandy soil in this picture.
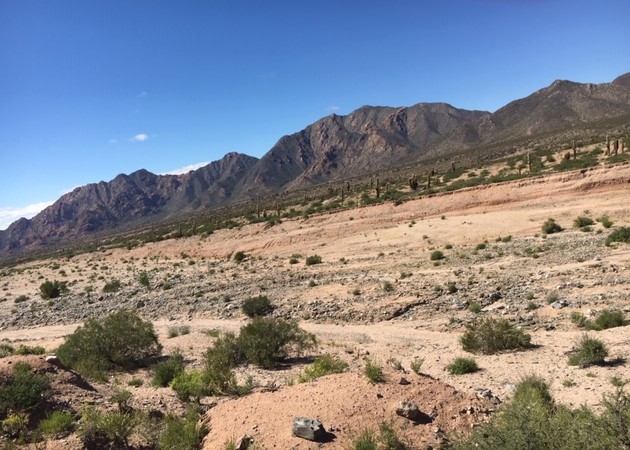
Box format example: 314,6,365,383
0,163,629,449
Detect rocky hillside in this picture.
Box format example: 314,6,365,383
1,73,630,259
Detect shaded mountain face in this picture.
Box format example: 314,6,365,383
1,73,630,259
0,152,258,256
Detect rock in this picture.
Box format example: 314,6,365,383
399,377,411,385
292,417,326,442
395,400,423,421
45,355,64,368
235,435,254,450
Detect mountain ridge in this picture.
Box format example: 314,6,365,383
1,72,630,259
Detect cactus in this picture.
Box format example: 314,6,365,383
426,173,432,190
375,177,380,198
621,138,626,153
606,135,610,156
572,140,577,160
409,175,419,191
192,219,197,236
527,153,532,173
341,187,345,201
370,178,374,189
614,139,619,155
451,161,456,172
346,181,351,192
256,204,260,218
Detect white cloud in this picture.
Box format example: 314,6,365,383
328,105,340,112
131,133,149,142
0,201,54,231
160,161,210,176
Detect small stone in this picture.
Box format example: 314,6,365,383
292,417,326,442
235,435,254,450
399,377,411,385
395,401,423,421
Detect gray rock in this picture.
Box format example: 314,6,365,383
395,400,423,421
292,417,326,441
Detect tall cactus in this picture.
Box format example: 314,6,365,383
527,153,532,173
614,139,619,155
375,177,380,198
606,135,611,156
572,140,577,160
409,175,419,191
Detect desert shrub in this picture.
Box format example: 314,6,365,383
542,218,563,234
167,325,191,338
378,421,407,450
606,226,630,245
158,410,208,450
57,310,162,380
512,375,554,408
78,407,135,449
14,345,45,355
138,271,150,288
0,362,50,416
468,302,482,313
204,332,243,393
446,357,479,375
298,354,348,382
152,353,185,387
110,388,133,414
233,251,246,263
238,317,316,369
352,428,378,450
305,255,322,266
571,311,588,328
574,216,594,228
102,279,122,293
169,370,211,402
383,281,394,292
39,280,65,299
450,376,614,450
460,318,531,355
38,410,75,437
568,335,609,367
410,357,424,374
364,359,385,383
242,295,273,318
2,411,29,440
601,384,630,448
587,309,625,330
596,215,613,228
14,295,28,303
430,250,444,261
0,344,14,358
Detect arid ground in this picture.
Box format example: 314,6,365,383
0,163,629,449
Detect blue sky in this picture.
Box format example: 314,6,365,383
1,0,629,229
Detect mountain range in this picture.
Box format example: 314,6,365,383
2,73,630,260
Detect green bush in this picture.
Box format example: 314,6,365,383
460,318,532,355
596,215,613,228
298,354,348,382
446,357,479,375
383,281,395,292
78,407,136,449
167,325,191,338
138,271,150,288
204,332,243,394
170,370,211,402
606,226,630,245
430,250,445,261
305,255,322,266
102,279,122,293
450,376,615,450
233,251,247,263
0,362,50,416
542,218,563,234
571,311,588,328
57,310,162,381
241,295,273,318
158,410,208,450
352,429,378,450
364,359,385,383
39,280,66,299
38,410,75,437
152,353,185,387
0,343,14,358
14,345,45,355
587,309,625,330
574,216,594,228
238,318,316,369
568,335,609,367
